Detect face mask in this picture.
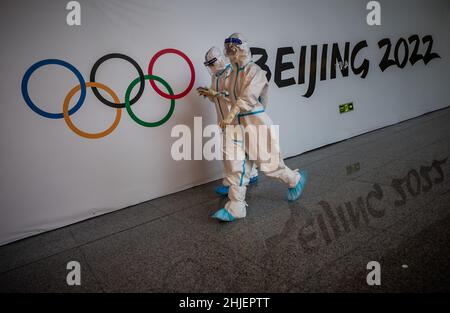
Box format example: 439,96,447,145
224,43,239,57
224,37,244,58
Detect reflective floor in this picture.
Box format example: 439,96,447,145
1,107,449,292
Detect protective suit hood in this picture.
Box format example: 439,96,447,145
204,46,228,77
224,33,251,67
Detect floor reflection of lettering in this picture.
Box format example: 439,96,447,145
160,157,448,291
271,157,448,252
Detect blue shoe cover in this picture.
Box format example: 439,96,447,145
215,185,229,196
287,170,308,202
211,208,235,222
249,175,258,185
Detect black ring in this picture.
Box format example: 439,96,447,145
90,53,145,109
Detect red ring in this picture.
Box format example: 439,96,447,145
148,48,195,100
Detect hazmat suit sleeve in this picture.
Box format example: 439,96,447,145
223,65,268,124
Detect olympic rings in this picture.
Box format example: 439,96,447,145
63,82,121,139
148,48,195,100
22,59,86,119
21,49,196,139
125,75,175,127
90,53,144,109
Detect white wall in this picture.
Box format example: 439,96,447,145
1,0,449,245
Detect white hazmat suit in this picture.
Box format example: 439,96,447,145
211,33,308,222
198,47,258,200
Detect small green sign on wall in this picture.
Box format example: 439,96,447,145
339,102,354,114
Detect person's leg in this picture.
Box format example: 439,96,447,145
260,156,300,187
258,134,308,201
212,126,249,221
213,158,249,220
216,160,256,196
242,114,308,200
215,131,231,196
249,162,258,184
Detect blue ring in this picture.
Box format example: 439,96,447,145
21,59,86,119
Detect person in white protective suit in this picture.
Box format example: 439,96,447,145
197,47,258,198
211,33,308,222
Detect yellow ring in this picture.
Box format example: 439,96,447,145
63,82,121,139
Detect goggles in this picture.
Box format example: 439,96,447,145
224,37,243,45
203,57,217,67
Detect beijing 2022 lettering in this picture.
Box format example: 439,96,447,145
251,34,440,98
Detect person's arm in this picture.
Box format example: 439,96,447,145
220,66,267,127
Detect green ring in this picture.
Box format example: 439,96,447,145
125,74,175,127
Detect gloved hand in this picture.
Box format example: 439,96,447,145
196,87,219,98
219,104,240,128
219,120,228,129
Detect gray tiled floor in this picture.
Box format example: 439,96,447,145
1,107,449,293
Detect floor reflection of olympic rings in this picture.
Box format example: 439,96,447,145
21,49,195,139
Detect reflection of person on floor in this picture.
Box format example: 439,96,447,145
197,47,258,201
211,33,308,222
